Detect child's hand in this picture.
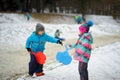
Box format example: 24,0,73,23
66,44,72,48
57,40,63,45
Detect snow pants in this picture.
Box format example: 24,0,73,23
29,53,43,76
78,62,88,80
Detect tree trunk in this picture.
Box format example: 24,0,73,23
40,0,44,13
81,0,87,21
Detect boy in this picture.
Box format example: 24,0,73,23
54,29,65,41
26,23,63,77
77,17,83,24
74,16,83,24
26,12,30,21
54,29,61,39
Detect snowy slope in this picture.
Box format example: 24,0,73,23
0,13,120,52
86,15,120,34
0,13,38,51
0,13,120,80
17,42,120,80
0,13,37,23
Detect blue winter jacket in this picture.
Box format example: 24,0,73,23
26,32,58,52
26,13,30,18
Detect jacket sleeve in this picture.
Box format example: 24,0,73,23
70,44,77,48
70,39,80,48
45,34,58,43
25,35,32,49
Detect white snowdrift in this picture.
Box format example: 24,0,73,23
0,13,37,23
17,42,120,80
86,15,120,34
0,13,120,80
0,13,120,52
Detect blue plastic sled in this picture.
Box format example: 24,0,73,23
56,46,72,65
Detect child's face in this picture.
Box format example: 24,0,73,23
79,31,83,35
38,31,44,35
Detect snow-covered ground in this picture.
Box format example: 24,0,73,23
17,42,120,80
0,13,120,52
86,15,120,34
0,13,120,80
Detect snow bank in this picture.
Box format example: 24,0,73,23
89,42,120,80
0,13,37,51
0,13,120,52
0,13,120,80
0,13,78,52
86,15,120,34
17,42,120,80
0,13,37,23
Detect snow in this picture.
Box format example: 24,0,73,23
0,13,120,52
86,15,120,34
0,13,120,80
89,42,120,80
17,42,120,80
0,13,37,23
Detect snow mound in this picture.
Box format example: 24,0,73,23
89,42,120,80
86,15,120,34
0,13,120,52
17,42,120,80
0,13,36,23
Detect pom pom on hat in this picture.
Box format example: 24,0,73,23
87,20,94,27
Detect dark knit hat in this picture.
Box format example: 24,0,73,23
36,23,45,33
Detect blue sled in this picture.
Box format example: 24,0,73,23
56,46,72,65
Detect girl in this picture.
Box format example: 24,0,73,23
69,20,94,80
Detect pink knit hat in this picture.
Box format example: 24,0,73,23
79,25,87,33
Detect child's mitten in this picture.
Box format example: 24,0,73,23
27,48,31,52
57,40,63,45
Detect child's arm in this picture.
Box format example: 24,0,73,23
69,44,77,49
69,38,81,49
45,33,63,45
45,33,59,43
